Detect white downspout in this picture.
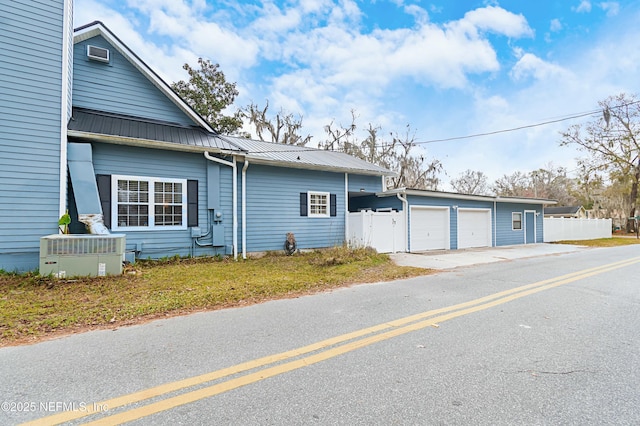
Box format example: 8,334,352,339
242,159,249,259
381,175,387,192
345,173,349,247
396,193,408,252
493,200,497,247
204,152,238,260
58,0,73,219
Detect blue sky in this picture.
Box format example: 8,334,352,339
74,0,640,189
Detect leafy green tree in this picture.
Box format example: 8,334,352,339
171,58,243,134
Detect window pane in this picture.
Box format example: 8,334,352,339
153,180,184,226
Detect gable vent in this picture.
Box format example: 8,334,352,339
87,45,110,63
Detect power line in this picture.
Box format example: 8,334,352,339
411,111,598,145
240,99,640,154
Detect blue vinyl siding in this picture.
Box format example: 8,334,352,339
0,0,69,271
495,203,543,246
73,35,196,126
243,165,345,252
347,174,383,194
90,143,232,258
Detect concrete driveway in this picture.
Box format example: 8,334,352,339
389,243,585,269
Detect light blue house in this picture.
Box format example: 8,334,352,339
0,0,74,272
0,13,390,271
0,3,554,273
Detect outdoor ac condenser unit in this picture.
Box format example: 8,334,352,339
39,234,126,277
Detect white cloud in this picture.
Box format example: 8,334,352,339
462,6,534,38
575,1,592,13
550,19,562,32
510,53,571,82
403,4,429,24
599,2,620,16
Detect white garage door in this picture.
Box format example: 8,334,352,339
458,208,492,249
410,206,449,251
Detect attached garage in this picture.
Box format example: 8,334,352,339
410,206,449,251
457,208,492,249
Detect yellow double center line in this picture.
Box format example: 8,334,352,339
25,256,640,426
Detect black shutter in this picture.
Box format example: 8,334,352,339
187,180,198,227
96,174,111,229
300,192,308,216
330,194,337,217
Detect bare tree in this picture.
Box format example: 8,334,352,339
386,126,441,190
530,164,577,205
492,171,531,197
450,169,490,195
560,93,640,231
321,117,441,190
242,101,312,146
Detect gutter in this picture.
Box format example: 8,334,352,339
243,156,393,177
204,152,238,260
67,130,241,155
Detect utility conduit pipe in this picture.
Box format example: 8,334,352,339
204,152,238,260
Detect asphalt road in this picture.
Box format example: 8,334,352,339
1,245,639,425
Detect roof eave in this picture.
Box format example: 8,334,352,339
376,188,557,204
246,155,393,176
67,130,244,155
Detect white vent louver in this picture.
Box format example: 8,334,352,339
40,234,125,277
87,45,110,63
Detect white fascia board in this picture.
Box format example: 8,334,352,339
67,130,235,154
245,156,393,176
495,197,557,205
73,23,214,133
376,189,557,205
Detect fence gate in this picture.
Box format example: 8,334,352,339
348,210,405,253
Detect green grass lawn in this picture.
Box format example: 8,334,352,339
0,247,430,346
554,235,640,247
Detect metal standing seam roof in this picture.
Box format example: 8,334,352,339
377,188,557,205
544,206,583,215
67,109,393,176
221,136,394,176
67,108,242,152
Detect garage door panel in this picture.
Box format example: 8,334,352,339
458,209,491,249
410,207,449,251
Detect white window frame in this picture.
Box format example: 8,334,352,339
512,212,523,231
308,191,330,218
111,174,188,231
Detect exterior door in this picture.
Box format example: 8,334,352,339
458,208,492,249
525,210,536,243
410,206,449,251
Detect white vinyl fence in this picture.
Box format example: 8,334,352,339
543,217,611,242
348,210,405,253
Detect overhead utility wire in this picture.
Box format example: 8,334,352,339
243,99,640,154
